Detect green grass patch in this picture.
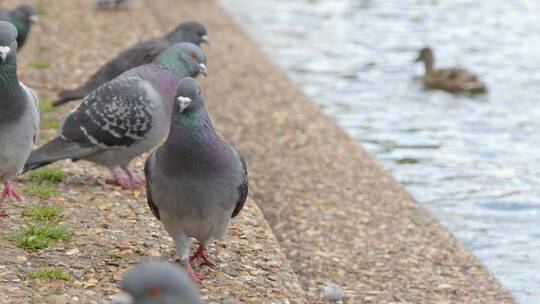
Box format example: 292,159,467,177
26,167,66,184
40,117,61,129
27,268,71,281
12,221,70,251
22,205,63,220
40,99,59,113
37,44,51,53
23,181,57,199
30,61,52,70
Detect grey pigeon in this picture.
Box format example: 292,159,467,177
113,261,201,304
23,43,207,190
0,21,39,205
53,21,209,107
97,0,134,10
0,4,38,51
144,77,248,281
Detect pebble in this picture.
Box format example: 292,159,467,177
112,272,123,282
66,248,80,256
73,270,84,280
4,274,20,282
144,248,161,257
117,238,131,250
323,284,345,301
96,238,108,247
15,256,27,264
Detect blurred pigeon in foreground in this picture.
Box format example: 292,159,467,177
0,4,37,50
0,21,39,205
53,21,209,107
113,261,201,304
97,0,134,10
23,43,207,190
145,78,248,281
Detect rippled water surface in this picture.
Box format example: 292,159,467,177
219,0,540,302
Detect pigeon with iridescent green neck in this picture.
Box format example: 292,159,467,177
0,4,38,50
53,21,209,107
145,77,248,282
0,21,39,208
23,43,207,190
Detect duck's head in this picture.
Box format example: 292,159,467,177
415,47,434,63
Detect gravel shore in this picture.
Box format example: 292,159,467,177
0,0,516,303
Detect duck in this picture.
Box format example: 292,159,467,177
415,47,487,94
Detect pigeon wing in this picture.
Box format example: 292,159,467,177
60,76,154,149
231,154,248,218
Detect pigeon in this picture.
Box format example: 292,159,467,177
113,261,201,304
0,21,39,205
53,21,209,107
23,43,207,190
0,4,38,51
97,0,134,10
144,77,248,282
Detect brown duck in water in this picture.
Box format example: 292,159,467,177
415,47,487,94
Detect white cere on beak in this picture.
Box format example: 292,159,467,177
199,63,207,76
30,15,39,23
201,35,210,45
177,96,192,113
0,46,10,63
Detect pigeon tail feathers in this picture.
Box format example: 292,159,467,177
23,137,94,173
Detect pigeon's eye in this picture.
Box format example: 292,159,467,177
191,52,197,60
148,286,161,298
192,28,197,34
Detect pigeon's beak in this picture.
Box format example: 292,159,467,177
0,46,10,63
200,35,211,45
29,15,38,24
178,96,192,113
199,63,208,77
110,292,134,304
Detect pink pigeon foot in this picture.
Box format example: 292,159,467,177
125,169,145,187
189,244,215,268
184,259,207,283
0,182,22,203
106,172,139,190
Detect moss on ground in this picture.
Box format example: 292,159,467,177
27,268,71,281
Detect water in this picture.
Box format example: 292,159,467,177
218,0,540,302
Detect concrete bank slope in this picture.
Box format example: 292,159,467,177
0,0,305,302
146,0,517,302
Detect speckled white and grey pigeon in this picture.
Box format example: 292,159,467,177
112,261,201,304
96,0,134,10
145,77,248,282
52,21,209,107
0,21,39,207
23,43,207,190
0,4,38,51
